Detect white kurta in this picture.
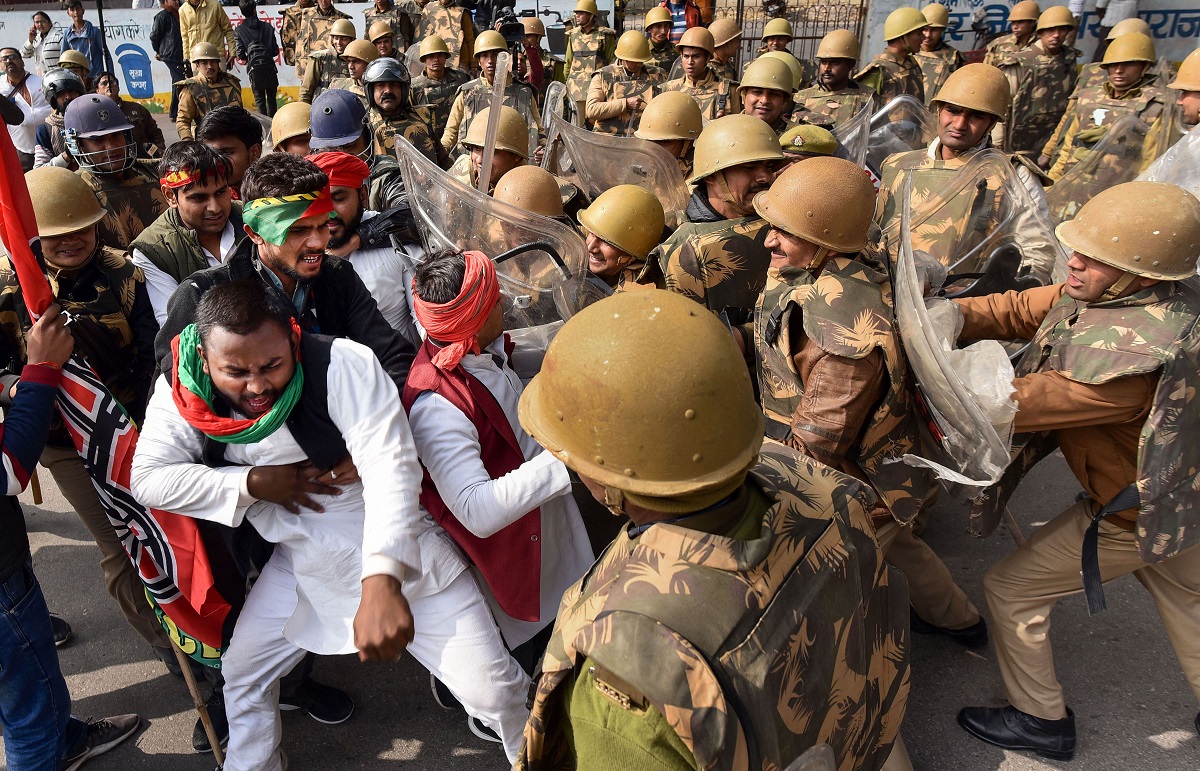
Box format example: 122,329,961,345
131,219,237,324
131,337,466,655
407,337,595,648
342,211,424,349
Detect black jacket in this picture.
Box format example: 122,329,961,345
150,10,183,65
234,16,279,73
153,238,415,394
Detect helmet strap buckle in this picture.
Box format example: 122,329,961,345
603,486,626,517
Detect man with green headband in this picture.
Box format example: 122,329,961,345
132,279,531,770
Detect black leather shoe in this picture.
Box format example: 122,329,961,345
192,691,228,754
957,705,1075,761
279,677,354,725
50,614,72,648
911,609,989,649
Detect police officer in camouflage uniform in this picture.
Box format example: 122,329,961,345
708,17,742,84
411,35,469,139
635,89,702,178
792,29,876,129
311,86,410,210
294,0,351,79
361,56,445,168
585,31,665,137
659,27,740,122
739,57,798,137
856,7,927,103
367,20,396,58
1171,47,1200,129
448,105,529,193
564,0,617,118
417,0,474,70
996,5,1079,158
364,0,413,51
578,185,664,288
63,94,168,254
513,289,910,771
983,0,1040,67
915,3,965,106
442,31,542,159
300,17,354,103
955,181,1200,760
280,0,313,70
176,42,244,141
329,39,378,104
745,18,816,89
643,7,677,72
1070,18,1156,99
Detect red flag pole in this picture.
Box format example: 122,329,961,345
0,128,54,315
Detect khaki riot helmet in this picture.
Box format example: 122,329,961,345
615,30,652,63
885,7,929,41
522,17,546,37
26,166,106,237
190,42,221,62
754,156,876,254
368,21,393,42
675,27,715,55
419,35,450,59
644,6,672,29
474,30,508,57
1036,5,1075,31
922,3,950,28
574,0,598,17
57,49,91,72
816,29,860,61
518,289,764,513
932,62,1010,119
635,91,703,141
708,17,743,48
762,51,805,90
689,113,784,184
342,39,379,64
463,105,529,158
330,19,356,39
1169,48,1200,91
1107,17,1151,39
271,101,312,149
578,184,665,260
1102,32,1156,66
762,17,793,41
1008,0,1041,22
738,56,794,96
493,165,564,218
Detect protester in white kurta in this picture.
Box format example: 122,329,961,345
131,335,531,767
131,219,237,324
340,210,424,349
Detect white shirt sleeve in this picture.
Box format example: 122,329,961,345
130,248,182,326
407,389,572,540
324,339,425,583
130,375,256,526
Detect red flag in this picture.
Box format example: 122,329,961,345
0,127,53,315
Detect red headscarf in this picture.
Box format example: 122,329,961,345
309,151,371,189
413,250,500,371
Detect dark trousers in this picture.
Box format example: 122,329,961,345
15,149,33,172
248,68,279,117
165,60,187,121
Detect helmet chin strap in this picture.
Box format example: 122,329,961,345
715,171,755,217
1100,270,1139,301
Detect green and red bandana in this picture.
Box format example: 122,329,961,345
170,322,305,444
242,188,335,246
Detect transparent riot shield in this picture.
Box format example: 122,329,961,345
541,80,583,189
394,137,589,352
883,149,1067,292
1137,122,1200,198
832,98,874,169
867,95,937,171
545,109,689,224
404,43,422,79
250,110,273,148
783,745,837,771
1046,106,1180,225
667,56,684,82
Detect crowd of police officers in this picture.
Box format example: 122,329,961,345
7,0,1200,768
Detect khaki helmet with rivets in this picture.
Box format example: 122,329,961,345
932,62,1010,119
753,156,875,253
26,166,106,237
615,30,652,63
341,39,379,63
635,91,703,141
574,0,598,17
518,289,764,511
1169,48,1200,91
271,101,312,149
922,3,951,28
1008,0,1041,22
762,51,804,90
463,105,529,158
709,17,743,47
474,30,508,57
762,17,793,41
1036,5,1075,31
58,49,92,71
522,16,546,36
1055,181,1200,280
676,26,715,55
738,57,794,96
816,28,860,61
578,184,665,260
1102,32,1156,66
419,35,450,59
493,165,564,218
885,7,929,40
190,42,221,62
1106,17,1151,40
330,19,356,38
368,21,393,42
645,6,672,29
689,113,785,184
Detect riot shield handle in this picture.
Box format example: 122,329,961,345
495,240,572,278
478,51,512,194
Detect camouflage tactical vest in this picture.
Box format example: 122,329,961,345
280,3,307,66
182,74,243,119
328,77,366,105
754,257,930,523
650,215,772,320
589,63,665,136
457,77,539,149
80,160,170,253
1060,80,1167,176
418,3,470,69
661,68,740,121
914,45,963,107
647,39,678,72
515,441,909,771
566,25,617,103
364,5,413,49
368,105,441,165
307,47,350,97
983,33,1032,67
792,83,875,129
412,67,470,137
855,50,924,103
1004,46,1079,155
711,57,738,85
295,6,352,77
